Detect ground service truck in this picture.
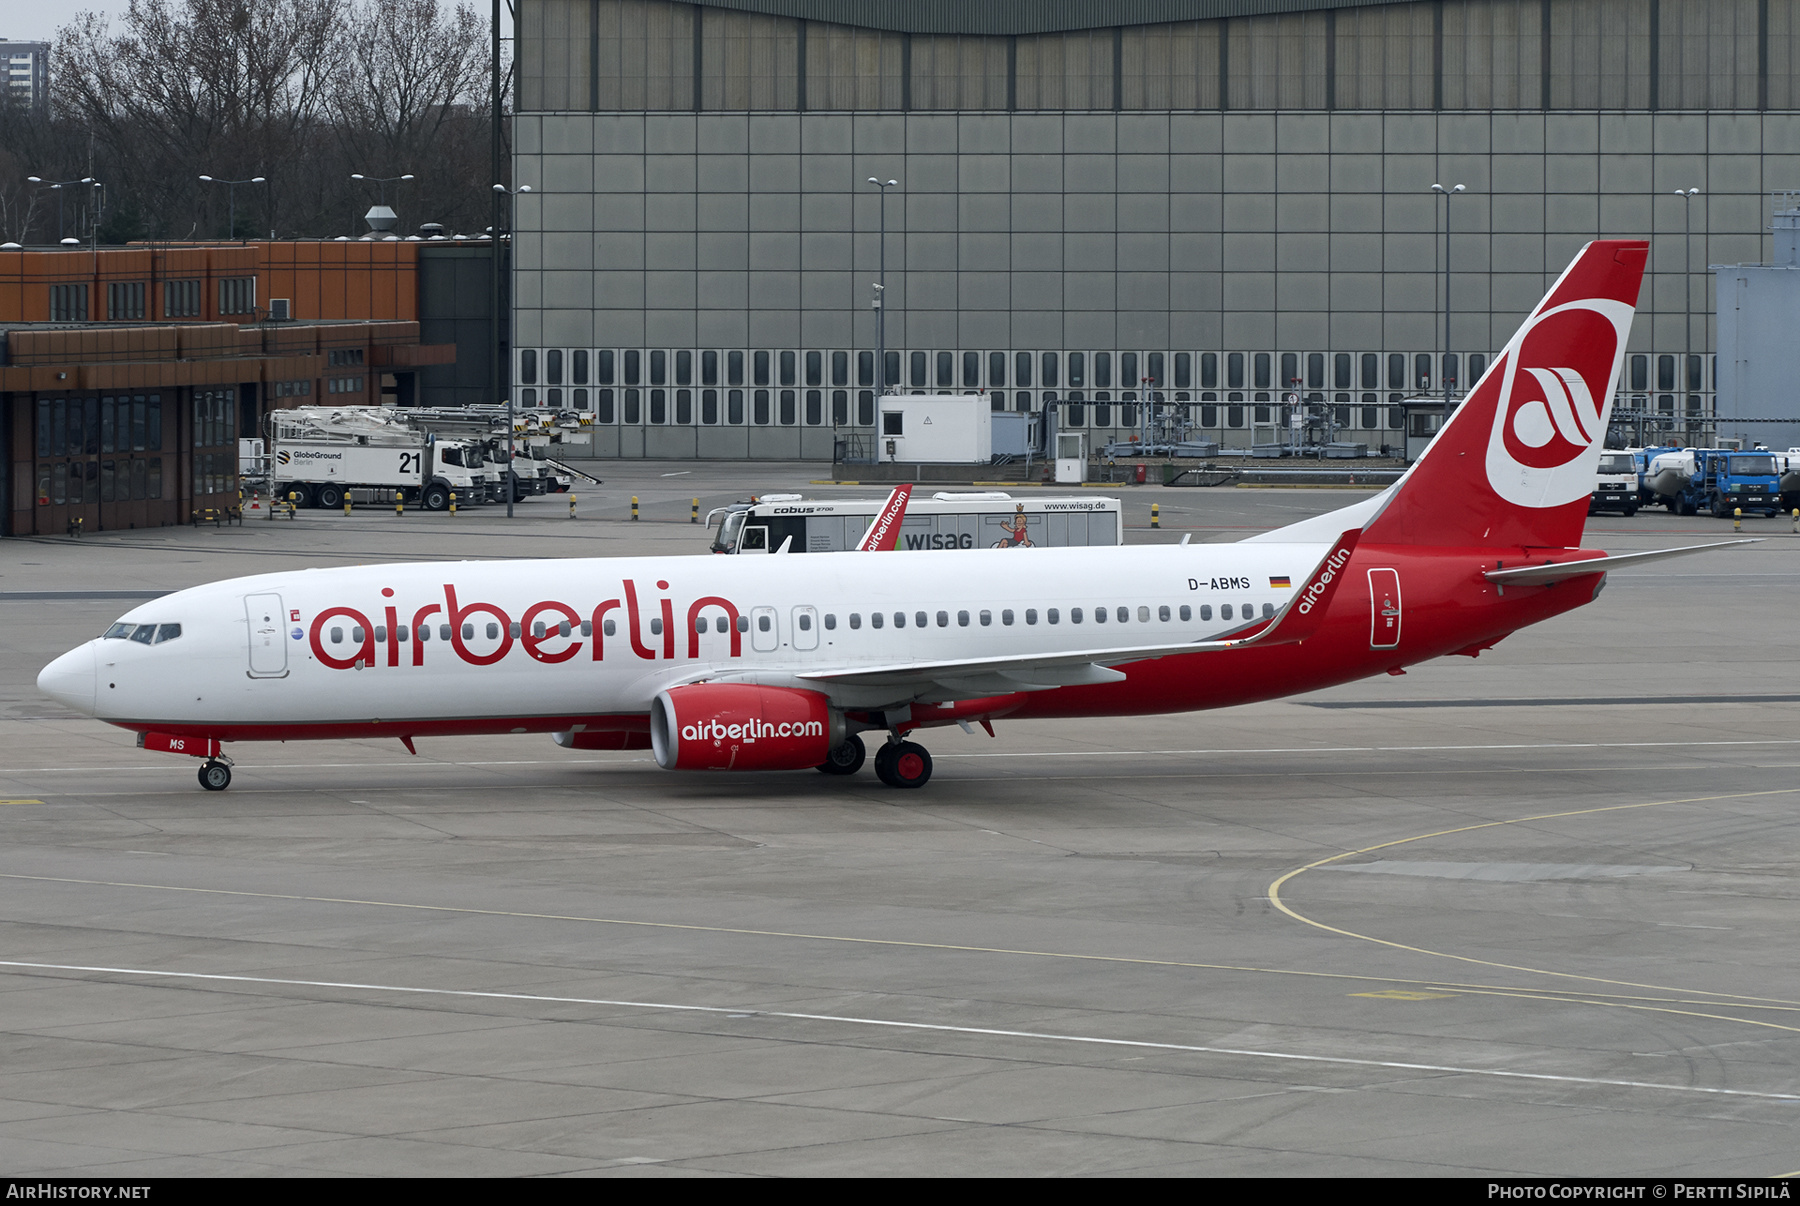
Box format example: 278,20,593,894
1640,447,1783,517
707,493,1125,553
1589,450,1639,516
265,407,488,511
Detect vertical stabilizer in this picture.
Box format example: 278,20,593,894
1363,239,1648,549
856,484,913,551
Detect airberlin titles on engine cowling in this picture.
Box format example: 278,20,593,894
308,579,743,670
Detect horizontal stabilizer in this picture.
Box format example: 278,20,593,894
1484,539,1758,586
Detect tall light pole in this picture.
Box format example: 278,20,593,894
493,182,533,518
1431,183,1465,408
27,176,95,242
1676,187,1701,443
199,175,267,240
868,177,898,402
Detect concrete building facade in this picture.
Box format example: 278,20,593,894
512,0,1800,459
2,39,49,110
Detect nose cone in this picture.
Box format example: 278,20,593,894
38,643,97,715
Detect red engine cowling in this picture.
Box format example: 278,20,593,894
650,684,841,771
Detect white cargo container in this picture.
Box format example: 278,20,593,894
877,395,993,463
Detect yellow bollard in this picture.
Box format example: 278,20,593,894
1151,502,1160,529
691,497,699,524
449,491,457,517
344,489,352,517
395,490,404,517
631,495,639,521
569,493,577,520
1792,508,1799,533
287,491,298,520
1734,507,1742,533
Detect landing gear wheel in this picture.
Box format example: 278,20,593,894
816,734,866,776
198,761,232,792
874,740,931,789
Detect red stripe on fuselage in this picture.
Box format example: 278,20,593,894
106,714,651,743
1012,544,1601,719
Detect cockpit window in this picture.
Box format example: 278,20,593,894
104,622,182,644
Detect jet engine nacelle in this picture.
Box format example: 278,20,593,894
650,684,841,771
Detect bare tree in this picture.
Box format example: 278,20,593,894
32,0,505,242
56,0,347,237
329,0,504,235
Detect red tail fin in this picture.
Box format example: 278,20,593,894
1364,239,1648,550
856,484,912,551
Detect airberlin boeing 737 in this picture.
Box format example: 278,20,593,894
38,240,1746,791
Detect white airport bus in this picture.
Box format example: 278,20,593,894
708,492,1124,554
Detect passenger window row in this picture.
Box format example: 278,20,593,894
325,618,634,646
759,603,1281,631
314,599,1278,649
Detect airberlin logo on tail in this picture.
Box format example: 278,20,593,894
1296,544,1354,616
1484,297,1634,509
857,484,912,552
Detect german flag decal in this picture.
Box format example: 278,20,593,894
1270,575,1292,589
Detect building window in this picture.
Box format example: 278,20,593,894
107,282,146,321
49,283,88,322
327,348,365,367
164,279,200,318
218,276,255,315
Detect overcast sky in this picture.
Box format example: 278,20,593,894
1,0,512,45
0,0,116,43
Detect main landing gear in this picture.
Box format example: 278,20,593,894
815,733,934,788
873,739,932,789
198,760,232,791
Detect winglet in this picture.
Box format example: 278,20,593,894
856,484,913,551
1229,529,1362,648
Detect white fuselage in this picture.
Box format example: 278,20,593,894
50,543,1326,732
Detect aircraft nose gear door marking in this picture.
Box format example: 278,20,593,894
1368,569,1402,650
245,592,290,678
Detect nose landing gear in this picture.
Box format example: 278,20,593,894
198,761,232,791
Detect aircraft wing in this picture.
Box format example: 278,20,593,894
1483,539,1758,586
786,530,1362,701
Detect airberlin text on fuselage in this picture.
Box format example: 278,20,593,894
306,580,743,671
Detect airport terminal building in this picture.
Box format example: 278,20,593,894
511,0,1800,458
